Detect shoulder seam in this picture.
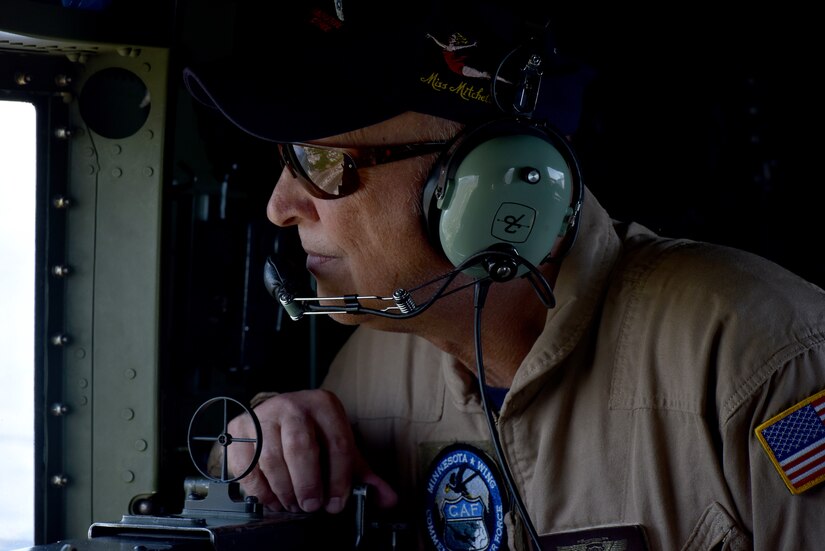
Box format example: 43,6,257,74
720,331,825,425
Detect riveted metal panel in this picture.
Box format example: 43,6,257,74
61,45,168,539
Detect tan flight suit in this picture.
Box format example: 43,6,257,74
319,189,825,550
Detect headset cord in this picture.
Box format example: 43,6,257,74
473,279,542,550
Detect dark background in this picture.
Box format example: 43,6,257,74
559,6,822,287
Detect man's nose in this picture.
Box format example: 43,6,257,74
267,168,319,227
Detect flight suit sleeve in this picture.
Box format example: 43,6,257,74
723,341,825,548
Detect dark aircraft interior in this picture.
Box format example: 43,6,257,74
0,0,820,549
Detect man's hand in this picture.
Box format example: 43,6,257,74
223,389,398,514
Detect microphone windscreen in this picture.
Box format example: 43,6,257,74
263,227,313,310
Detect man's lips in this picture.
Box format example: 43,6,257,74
305,251,337,274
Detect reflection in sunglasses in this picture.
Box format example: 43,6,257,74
278,140,449,200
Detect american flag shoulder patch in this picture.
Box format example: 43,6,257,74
755,388,825,495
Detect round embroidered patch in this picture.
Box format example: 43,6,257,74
424,443,507,550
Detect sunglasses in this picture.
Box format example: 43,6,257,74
277,141,449,199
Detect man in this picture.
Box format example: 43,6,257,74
184,1,825,549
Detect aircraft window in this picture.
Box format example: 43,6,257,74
0,100,36,550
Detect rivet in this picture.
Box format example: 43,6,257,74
51,265,71,277
51,334,69,346
50,474,69,487
53,196,72,209
122,470,135,483
54,74,72,87
125,368,137,379
135,439,148,452
112,167,123,178
122,408,135,420
54,127,73,139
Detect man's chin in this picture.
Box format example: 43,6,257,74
328,312,363,326
329,312,414,334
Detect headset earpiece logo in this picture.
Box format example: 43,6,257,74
492,203,534,242
423,118,583,278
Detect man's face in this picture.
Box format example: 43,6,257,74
267,112,462,327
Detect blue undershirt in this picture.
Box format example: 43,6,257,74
483,385,509,412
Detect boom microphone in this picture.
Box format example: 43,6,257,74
264,255,310,321
263,254,419,321
263,228,556,321
263,227,419,320
263,227,312,320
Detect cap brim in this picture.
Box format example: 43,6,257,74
183,64,402,144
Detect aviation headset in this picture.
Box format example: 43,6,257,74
418,108,585,551
421,116,583,280
418,14,585,281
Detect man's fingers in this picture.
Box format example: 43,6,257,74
281,389,363,512
280,418,324,511
223,390,397,516
225,412,290,510
255,431,301,511
322,431,356,513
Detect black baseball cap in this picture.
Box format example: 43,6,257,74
183,0,594,143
